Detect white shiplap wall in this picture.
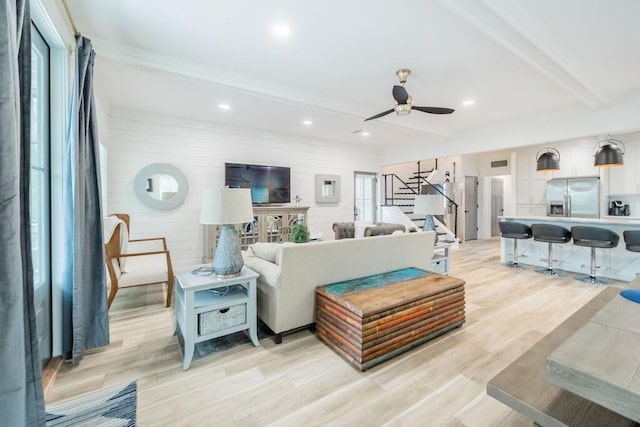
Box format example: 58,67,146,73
106,109,383,267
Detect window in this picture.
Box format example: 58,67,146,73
99,141,107,211
31,22,51,364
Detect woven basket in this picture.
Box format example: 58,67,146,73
198,303,247,336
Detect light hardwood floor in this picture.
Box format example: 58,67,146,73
47,238,624,426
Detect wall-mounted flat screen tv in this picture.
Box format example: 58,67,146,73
225,163,291,204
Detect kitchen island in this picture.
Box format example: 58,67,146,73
499,216,640,281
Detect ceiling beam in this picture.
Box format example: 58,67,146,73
438,0,608,109
90,37,453,138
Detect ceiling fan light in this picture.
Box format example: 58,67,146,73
395,103,412,116
536,147,560,172
594,138,625,167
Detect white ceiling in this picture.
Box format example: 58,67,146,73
64,0,640,160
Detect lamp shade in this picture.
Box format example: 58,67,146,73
414,195,444,215
594,139,624,167
200,188,254,225
536,147,560,172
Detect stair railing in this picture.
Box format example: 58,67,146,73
382,172,459,238
383,173,419,206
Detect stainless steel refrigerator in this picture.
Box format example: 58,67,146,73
546,177,600,218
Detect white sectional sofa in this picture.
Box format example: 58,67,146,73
242,231,435,342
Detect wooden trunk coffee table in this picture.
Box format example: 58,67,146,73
315,267,465,371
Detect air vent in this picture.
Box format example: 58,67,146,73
491,160,508,168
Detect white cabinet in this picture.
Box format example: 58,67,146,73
516,204,547,217
608,143,639,194
516,151,548,218
203,206,310,262
552,143,600,178
516,152,548,205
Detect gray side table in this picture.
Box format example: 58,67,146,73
174,265,260,370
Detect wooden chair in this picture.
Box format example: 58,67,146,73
104,216,174,308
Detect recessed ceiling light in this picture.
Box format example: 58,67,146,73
218,104,231,111
303,120,312,126
272,24,291,38
362,131,371,137
462,99,475,107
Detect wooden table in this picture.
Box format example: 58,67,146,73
487,287,636,426
546,289,640,423
316,268,465,371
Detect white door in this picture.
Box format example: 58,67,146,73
491,178,504,237
354,172,377,221
31,24,52,366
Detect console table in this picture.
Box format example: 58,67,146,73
203,205,309,262
174,266,259,370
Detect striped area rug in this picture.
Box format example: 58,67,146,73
46,381,137,426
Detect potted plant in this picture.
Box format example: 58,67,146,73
290,223,310,243
408,226,418,233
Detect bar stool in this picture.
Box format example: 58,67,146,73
623,230,640,252
531,224,572,276
498,221,532,269
621,231,640,303
571,226,619,285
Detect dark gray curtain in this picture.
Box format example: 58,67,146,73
69,36,109,362
0,0,46,425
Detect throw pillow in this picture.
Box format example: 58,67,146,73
392,229,405,235
249,242,281,263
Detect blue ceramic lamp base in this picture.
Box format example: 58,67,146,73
620,289,640,304
212,224,244,278
423,215,439,245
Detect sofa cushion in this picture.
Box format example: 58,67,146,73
249,242,281,263
243,254,281,288
365,223,406,237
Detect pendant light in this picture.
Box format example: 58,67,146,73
536,147,560,172
594,136,625,167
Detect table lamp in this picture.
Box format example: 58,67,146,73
414,194,443,245
200,187,254,278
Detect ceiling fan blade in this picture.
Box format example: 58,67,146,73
392,85,409,104
413,106,455,114
363,108,395,122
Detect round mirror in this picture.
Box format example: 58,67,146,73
147,173,178,201
134,163,189,210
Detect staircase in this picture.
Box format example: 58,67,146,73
382,164,459,243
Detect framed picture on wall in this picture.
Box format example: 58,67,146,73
315,174,340,203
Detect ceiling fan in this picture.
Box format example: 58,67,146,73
364,68,454,122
